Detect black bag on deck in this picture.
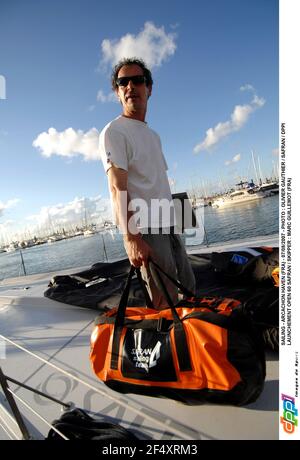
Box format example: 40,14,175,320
243,288,279,351
46,408,139,441
211,247,279,283
211,248,279,351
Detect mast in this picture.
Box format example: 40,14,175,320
202,180,208,199
251,150,260,185
82,197,89,230
257,155,264,185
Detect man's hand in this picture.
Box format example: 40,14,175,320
124,234,152,267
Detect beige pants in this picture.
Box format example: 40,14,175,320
140,233,196,309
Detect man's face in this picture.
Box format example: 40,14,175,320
115,64,152,115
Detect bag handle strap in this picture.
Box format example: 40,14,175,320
148,260,192,371
111,260,192,372
110,265,154,369
149,258,195,298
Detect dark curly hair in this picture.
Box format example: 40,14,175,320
111,58,153,91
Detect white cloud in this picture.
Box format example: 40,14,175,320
0,198,20,217
33,127,100,161
0,220,14,229
225,153,241,166
194,92,265,153
101,21,177,69
27,195,112,231
272,148,279,156
0,197,113,242
0,220,15,243
96,89,118,103
251,94,265,108
240,84,255,92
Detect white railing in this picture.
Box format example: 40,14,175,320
0,334,195,441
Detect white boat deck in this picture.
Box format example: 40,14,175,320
0,235,279,440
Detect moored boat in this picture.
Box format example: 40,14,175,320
212,188,265,208
256,181,279,196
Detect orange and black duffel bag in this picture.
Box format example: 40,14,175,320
90,261,266,406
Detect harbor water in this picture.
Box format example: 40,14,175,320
0,195,279,280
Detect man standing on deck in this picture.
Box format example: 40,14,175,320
99,57,195,308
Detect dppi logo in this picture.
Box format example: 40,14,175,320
0,75,6,99
280,394,298,434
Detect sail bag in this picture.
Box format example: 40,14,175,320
90,262,265,406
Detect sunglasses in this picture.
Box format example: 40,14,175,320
116,75,147,87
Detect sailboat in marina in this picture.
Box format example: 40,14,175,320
81,198,97,236
212,150,278,208
251,150,279,195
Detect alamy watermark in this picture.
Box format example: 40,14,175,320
0,75,6,99
115,192,204,241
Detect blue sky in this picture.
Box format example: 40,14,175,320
0,0,279,241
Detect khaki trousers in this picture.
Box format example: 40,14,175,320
140,233,196,309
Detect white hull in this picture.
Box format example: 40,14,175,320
212,192,264,208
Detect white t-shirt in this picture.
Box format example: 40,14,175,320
99,116,175,230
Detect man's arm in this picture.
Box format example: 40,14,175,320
107,165,152,267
